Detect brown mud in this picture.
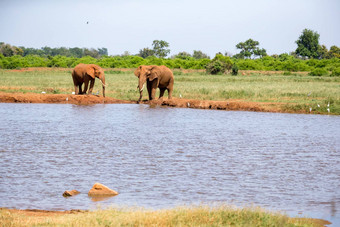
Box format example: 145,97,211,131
0,92,296,113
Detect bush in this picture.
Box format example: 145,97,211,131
231,63,238,75
331,67,340,76
206,60,226,75
308,68,328,76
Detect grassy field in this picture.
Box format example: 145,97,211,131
0,206,329,227
0,68,339,114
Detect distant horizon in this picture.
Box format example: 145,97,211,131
1,0,339,58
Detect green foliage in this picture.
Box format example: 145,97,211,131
152,40,170,58
231,63,238,75
295,29,320,59
192,50,210,59
235,38,267,59
308,68,328,76
206,54,233,74
331,67,340,76
138,48,154,58
206,60,226,75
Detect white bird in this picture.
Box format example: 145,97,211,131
66,97,68,101
72,92,75,95
307,91,312,96
327,102,330,107
309,107,312,112
317,104,320,108
41,91,46,94
187,102,190,107
179,94,182,98
327,108,330,113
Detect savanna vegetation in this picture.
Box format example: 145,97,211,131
0,29,339,74
1,68,339,114
0,205,330,227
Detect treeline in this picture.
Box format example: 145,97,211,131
0,42,108,58
1,54,340,75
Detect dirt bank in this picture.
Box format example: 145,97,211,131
1,208,331,226
0,92,293,113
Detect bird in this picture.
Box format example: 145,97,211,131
309,107,312,112
317,104,320,108
187,102,190,107
66,97,69,101
86,21,89,24
307,91,312,96
179,94,182,98
327,102,330,107
327,108,330,113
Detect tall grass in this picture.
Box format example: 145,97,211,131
0,206,326,226
0,69,339,114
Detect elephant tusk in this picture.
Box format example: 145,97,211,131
140,84,145,92
99,79,107,87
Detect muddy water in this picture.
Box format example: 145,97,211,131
0,103,339,224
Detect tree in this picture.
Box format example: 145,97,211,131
152,40,170,58
295,29,320,59
235,39,267,59
193,50,210,59
329,45,340,58
138,48,154,58
98,48,108,56
174,51,191,60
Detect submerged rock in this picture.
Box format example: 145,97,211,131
63,190,80,197
88,183,119,196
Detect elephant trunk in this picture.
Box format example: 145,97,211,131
101,78,106,97
137,78,146,102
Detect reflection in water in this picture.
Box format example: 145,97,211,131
89,195,118,202
0,103,339,225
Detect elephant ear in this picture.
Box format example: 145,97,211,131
134,66,142,78
148,66,161,81
86,65,95,79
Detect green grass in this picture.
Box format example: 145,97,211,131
0,69,339,114
0,205,328,226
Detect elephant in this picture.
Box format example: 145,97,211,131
134,65,174,102
72,63,106,97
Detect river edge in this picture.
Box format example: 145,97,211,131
0,208,332,226
0,92,326,114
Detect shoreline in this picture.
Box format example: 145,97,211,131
1,207,332,226
0,92,313,114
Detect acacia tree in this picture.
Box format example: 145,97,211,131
235,39,267,59
295,29,320,59
152,40,170,58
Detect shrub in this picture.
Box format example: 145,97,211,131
331,67,340,76
308,68,328,76
206,60,226,75
231,63,238,75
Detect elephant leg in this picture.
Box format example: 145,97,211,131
147,81,152,100
88,79,95,95
159,88,166,99
83,80,89,95
78,84,83,94
167,83,174,99
150,80,158,100
74,85,79,95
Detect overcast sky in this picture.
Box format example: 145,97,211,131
1,0,339,57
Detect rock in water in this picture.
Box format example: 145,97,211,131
88,183,119,196
63,190,80,197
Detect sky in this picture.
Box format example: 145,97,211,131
1,0,339,57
